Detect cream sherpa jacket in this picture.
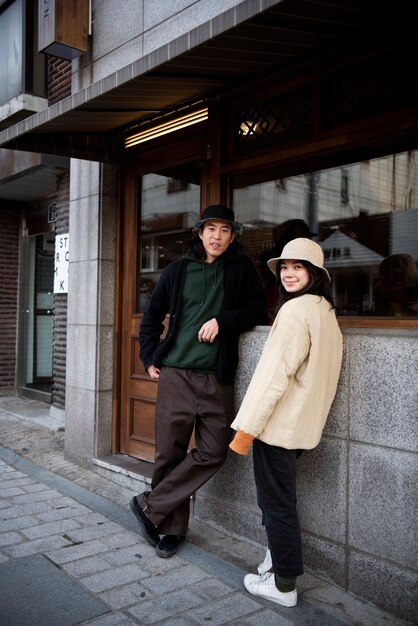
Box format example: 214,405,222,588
231,294,343,451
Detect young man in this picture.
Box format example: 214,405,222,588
130,204,267,558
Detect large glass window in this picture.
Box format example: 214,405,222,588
0,0,46,110
0,0,23,105
134,152,417,322
233,150,418,321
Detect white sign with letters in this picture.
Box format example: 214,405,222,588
54,233,69,293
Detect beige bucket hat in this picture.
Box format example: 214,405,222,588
267,237,331,282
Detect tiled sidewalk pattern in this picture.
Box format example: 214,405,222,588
0,396,413,626
0,459,300,625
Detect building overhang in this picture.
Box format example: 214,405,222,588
0,150,69,202
0,0,415,163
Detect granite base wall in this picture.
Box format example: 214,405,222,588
195,326,418,623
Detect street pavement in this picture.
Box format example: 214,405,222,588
0,395,412,626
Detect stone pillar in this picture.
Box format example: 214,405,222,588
64,159,116,466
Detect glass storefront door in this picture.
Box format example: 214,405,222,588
20,232,54,399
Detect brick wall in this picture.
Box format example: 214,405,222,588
47,53,71,408
52,171,70,409
0,57,70,397
48,57,71,104
0,209,20,393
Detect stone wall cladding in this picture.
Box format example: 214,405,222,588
0,209,20,392
197,326,418,623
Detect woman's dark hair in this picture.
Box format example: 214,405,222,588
185,228,244,261
276,260,336,310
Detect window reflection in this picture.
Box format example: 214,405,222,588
0,0,22,105
136,154,417,321
138,172,200,312
233,150,418,320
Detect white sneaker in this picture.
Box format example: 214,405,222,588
257,547,272,574
244,572,297,607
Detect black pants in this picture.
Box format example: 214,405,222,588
137,367,235,536
253,438,304,577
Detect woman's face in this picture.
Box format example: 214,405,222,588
280,259,310,293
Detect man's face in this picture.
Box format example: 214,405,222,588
198,220,236,263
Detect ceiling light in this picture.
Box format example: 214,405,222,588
240,121,258,135
125,108,208,148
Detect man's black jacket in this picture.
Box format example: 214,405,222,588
139,255,267,384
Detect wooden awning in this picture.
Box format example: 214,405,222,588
0,0,415,163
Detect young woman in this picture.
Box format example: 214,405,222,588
229,237,343,608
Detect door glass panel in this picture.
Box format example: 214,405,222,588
137,168,200,312
232,150,418,321
36,316,53,377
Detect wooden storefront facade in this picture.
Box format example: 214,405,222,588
115,35,418,463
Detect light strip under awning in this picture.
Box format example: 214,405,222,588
124,108,208,148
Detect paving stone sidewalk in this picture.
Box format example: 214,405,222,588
0,396,412,625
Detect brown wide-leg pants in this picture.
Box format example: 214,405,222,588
137,366,235,536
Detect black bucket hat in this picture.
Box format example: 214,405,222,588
193,204,243,236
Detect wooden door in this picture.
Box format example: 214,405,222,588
119,156,205,462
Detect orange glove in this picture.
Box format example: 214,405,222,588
229,430,254,456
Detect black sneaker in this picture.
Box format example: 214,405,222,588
129,496,160,547
156,534,185,558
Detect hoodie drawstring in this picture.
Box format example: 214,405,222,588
200,259,219,305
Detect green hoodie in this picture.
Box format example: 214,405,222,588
162,257,224,372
